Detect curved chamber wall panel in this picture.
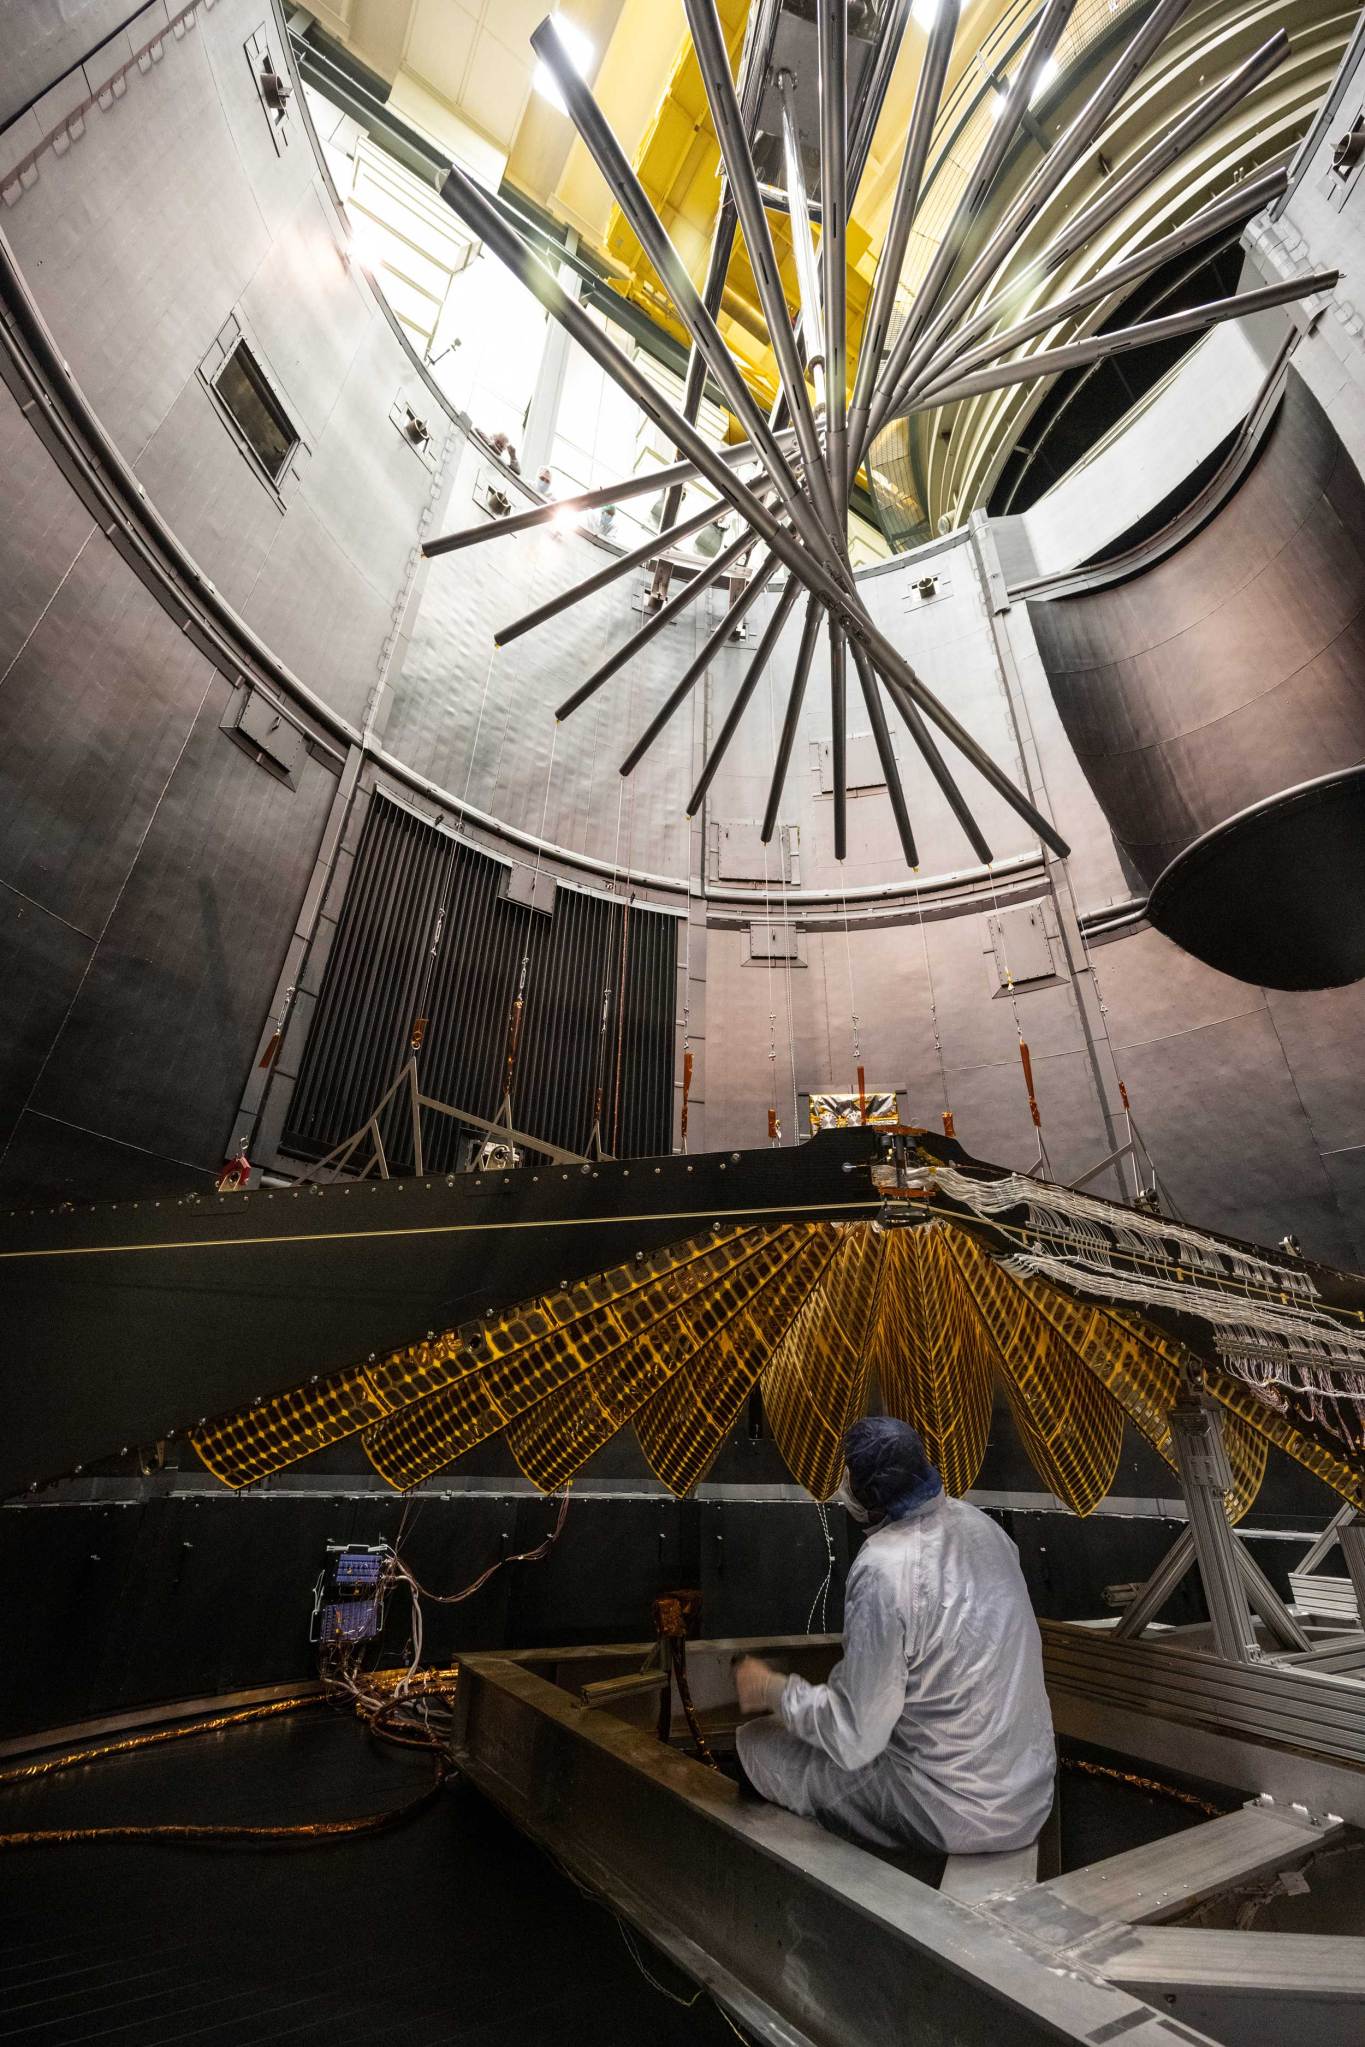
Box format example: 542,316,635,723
1029,373,1365,988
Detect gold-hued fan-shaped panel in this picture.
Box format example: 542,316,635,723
190,1221,1365,1515
867,1227,995,1500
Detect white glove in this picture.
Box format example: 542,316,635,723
734,1655,786,1717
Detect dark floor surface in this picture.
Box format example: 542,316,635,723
0,1701,1281,2045
0,1710,740,2045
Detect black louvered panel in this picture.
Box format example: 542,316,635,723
283,795,448,1162
282,794,678,1167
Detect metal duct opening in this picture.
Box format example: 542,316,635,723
283,793,677,1165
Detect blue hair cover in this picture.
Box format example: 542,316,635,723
842,1417,943,1522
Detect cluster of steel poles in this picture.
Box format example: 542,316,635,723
422,0,1336,871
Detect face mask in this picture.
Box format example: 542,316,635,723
833,1471,870,1524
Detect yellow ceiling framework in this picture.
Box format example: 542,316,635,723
311,1,1358,516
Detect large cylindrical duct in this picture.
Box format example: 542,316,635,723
1028,372,1365,990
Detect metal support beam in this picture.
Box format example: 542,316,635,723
423,428,795,558
900,168,1290,405
1169,1400,1261,1665
682,0,843,548
946,33,1292,371
907,271,1339,415
434,159,1071,857
1340,1516,1365,1619
817,0,849,510
895,0,1199,397
556,513,770,722
687,578,802,817
863,0,1078,452
1114,1526,1196,1641
531,18,824,560
1236,1542,1312,1654
761,593,823,843
495,493,744,647
828,614,848,860
846,0,959,482
620,552,783,775
851,638,918,867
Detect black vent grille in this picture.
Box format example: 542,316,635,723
283,793,677,1167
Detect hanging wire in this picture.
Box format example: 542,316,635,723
459,644,498,816
914,868,953,1132
805,1500,837,1634
840,882,863,1118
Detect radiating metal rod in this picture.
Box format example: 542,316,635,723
851,638,917,868
848,0,913,190
897,0,1198,399
846,0,959,478
944,31,1292,371
777,70,826,386
899,167,1290,402
761,593,824,843
877,665,993,865
687,578,803,816
863,0,1078,453
683,0,844,549
434,160,1070,857
556,514,768,722
423,426,794,559
908,268,1338,413
531,18,825,561
817,0,849,513
619,552,784,776
828,614,848,861
495,493,747,647
659,204,738,535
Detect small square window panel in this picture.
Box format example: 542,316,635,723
215,342,297,481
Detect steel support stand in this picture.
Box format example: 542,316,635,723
1169,1399,1261,1664
1339,1516,1365,1620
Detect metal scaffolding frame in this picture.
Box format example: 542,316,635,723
420,2,1335,872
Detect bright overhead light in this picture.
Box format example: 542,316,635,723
532,16,594,113
911,0,940,26
1030,56,1059,105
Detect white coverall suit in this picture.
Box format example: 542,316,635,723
736,1493,1055,1852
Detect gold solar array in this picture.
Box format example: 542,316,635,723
188,1216,1364,1513
192,1224,748,1489
762,1225,888,1500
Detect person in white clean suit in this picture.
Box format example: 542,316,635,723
734,1417,1055,1854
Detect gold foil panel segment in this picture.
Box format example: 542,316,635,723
503,1229,804,1491
763,1224,888,1500
637,1227,839,1496
941,1229,1123,1517
867,1226,994,1498
192,1368,393,1489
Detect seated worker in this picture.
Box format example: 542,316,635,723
734,1418,1055,1855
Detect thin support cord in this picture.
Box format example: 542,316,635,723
805,1500,836,1633
460,640,498,815
915,872,952,1124
841,884,861,1098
